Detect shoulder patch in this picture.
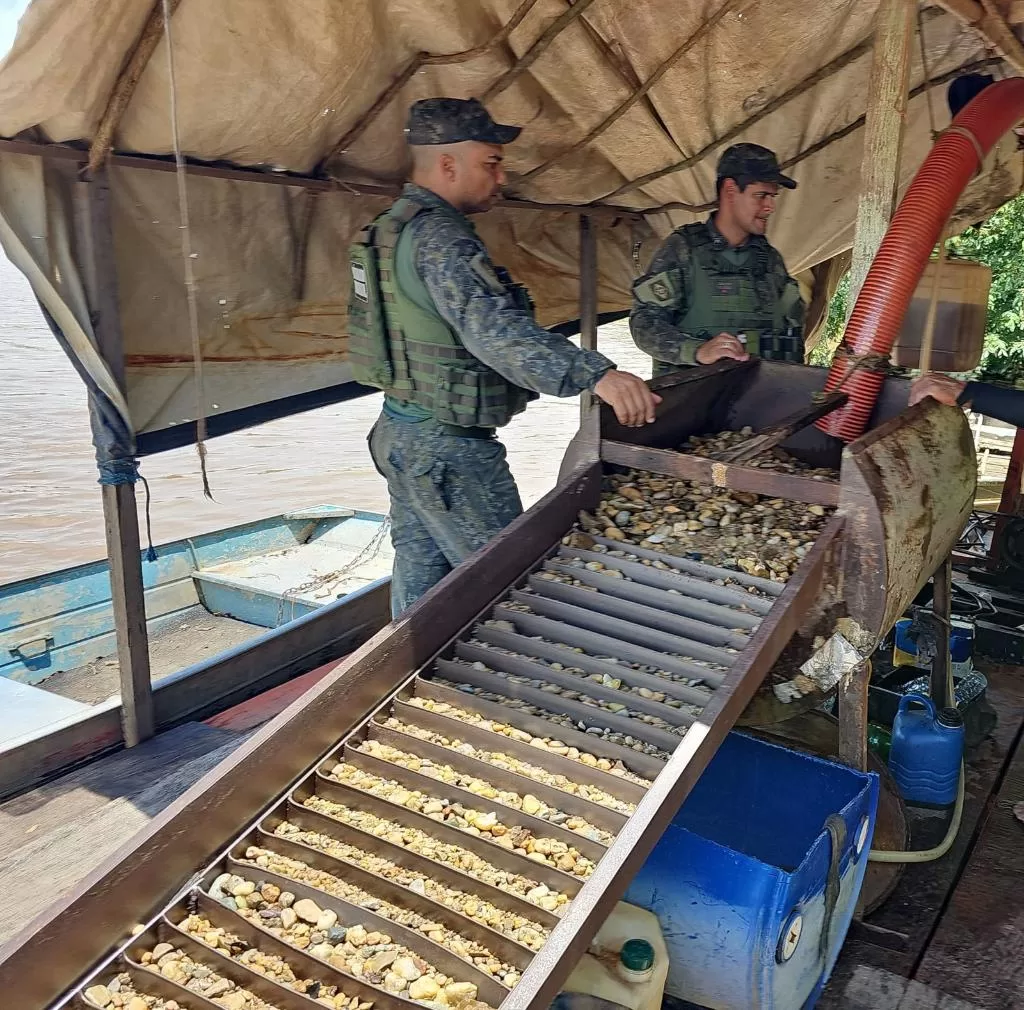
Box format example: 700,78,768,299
469,251,507,295
633,269,680,308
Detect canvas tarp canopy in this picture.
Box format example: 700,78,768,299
0,0,1021,452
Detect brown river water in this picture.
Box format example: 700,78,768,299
0,253,650,584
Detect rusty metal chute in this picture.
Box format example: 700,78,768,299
0,359,975,1010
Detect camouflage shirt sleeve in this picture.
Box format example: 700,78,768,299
629,230,705,367
411,212,615,397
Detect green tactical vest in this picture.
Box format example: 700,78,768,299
652,222,804,377
347,195,536,428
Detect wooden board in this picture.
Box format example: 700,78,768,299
834,966,983,1009
0,721,245,945
914,681,1024,1007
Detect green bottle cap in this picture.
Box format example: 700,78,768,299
620,938,655,972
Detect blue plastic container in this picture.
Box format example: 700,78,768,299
888,693,964,808
624,732,878,1010
893,617,974,674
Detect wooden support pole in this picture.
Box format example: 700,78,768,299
102,483,156,746
847,0,915,318
838,659,872,772
82,168,155,747
930,553,954,710
579,213,598,419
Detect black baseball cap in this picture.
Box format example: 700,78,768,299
716,143,797,190
405,97,522,146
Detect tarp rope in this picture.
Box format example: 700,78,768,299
917,4,940,144
98,458,159,562
161,0,213,499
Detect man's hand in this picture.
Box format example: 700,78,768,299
593,370,662,427
909,373,966,408
695,332,750,365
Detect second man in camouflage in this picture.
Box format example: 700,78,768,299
629,143,806,377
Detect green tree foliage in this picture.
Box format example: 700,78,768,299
808,273,849,367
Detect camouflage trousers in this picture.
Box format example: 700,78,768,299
368,412,524,617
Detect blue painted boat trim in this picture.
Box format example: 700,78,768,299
193,573,319,629
0,576,391,799
0,509,387,684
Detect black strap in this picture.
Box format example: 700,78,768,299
820,813,848,962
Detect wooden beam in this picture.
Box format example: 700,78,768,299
847,0,915,316
480,0,599,102
88,0,184,174
81,168,155,748
937,0,1024,72
930,553,954,710
0,138,645,222
578,213,598,418
101,485,156,747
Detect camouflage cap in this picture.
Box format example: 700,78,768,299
405,97,522,146
716,143,797,190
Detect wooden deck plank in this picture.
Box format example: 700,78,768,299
0,721,247,944
819,661,1024,1008
836,966,983,1009
914,708,1024,1007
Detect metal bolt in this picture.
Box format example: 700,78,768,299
778,912,803,963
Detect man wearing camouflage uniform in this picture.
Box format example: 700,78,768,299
348,97,660,616
630,143,806,376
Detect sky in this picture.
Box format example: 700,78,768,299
0,0,29,59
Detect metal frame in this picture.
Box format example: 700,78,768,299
0,458,842,1010
1,357,979,1008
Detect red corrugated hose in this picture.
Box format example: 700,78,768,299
816,77,1024,442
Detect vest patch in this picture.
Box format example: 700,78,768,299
351,262,368,302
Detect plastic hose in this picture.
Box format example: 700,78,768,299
867,760,964,863
817,76,1024,442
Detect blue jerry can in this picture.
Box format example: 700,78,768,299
624,732,879,1010
888,693,964,808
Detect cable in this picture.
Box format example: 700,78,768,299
161,0,214,500
867,760,964,862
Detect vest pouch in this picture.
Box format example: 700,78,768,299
432,362,530,428
347,236,395,390
758,327,805,362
